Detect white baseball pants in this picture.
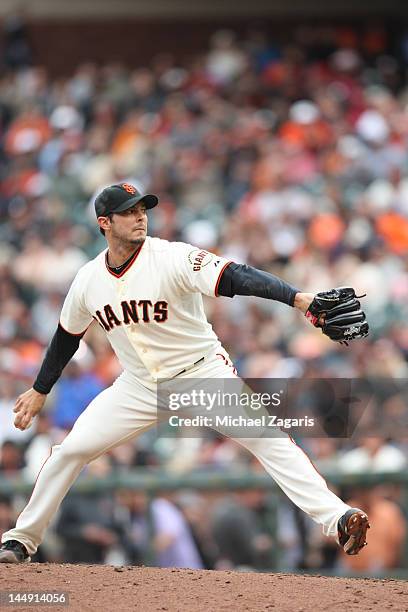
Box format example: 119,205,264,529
2,350,350,556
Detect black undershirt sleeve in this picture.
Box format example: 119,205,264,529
33,324,84,394
217,262,299,307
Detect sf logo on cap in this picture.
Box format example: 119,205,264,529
122,183,137,194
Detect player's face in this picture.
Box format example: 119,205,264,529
107,202,148,245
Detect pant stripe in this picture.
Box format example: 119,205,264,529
25,447,53,507
216,352,238,375
288,434,327,485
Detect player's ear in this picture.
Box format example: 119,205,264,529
98,215,111,234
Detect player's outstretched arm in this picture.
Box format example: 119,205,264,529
217,265,368,343
216,262,301,306
14,324,85,431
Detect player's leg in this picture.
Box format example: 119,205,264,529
1,372,156,558
232,434,349,536
191,350,366,546
228,435,369,554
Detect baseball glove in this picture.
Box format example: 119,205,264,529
305,287,369,345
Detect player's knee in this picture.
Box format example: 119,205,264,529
57,441,94,464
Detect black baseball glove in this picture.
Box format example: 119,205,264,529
305,287,369,345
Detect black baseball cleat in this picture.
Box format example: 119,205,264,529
0,540,31,563
338,508,370,555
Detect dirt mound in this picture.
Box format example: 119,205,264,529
1,564,407,611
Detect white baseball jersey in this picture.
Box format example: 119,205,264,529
59,236,232,382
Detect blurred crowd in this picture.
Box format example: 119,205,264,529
0,21,408,573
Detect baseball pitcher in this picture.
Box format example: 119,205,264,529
0,184,370,563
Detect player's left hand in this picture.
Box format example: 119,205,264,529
305,287,369,345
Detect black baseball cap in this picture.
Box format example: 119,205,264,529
95,183,159,217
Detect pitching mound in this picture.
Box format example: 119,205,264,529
1,564,407,611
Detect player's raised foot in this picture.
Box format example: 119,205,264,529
338,508,370,555
0,540,31,563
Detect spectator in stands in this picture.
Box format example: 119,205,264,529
52,360,104,431
0,494,14,540
55,456,122,563
0,441,25,478
337,435,407,474
114,489,150,565
2,12,33,70
175,491,216,569
0,376,32,446
211,489,274,570
151,494,205,569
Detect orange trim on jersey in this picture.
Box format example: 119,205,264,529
214,261,233,297
105,242,144,278
58,320,91,337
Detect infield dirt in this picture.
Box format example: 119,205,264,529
1,564,407,611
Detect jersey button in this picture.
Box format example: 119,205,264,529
142,348,147,353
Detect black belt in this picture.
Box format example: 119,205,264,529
174,356,205,377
